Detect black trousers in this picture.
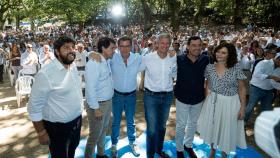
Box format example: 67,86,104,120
43,115,82,158
0,64,3,82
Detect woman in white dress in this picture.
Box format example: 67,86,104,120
198,42,247,158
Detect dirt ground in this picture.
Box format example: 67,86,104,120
0,72,272,158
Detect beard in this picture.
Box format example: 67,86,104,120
59,51,76,65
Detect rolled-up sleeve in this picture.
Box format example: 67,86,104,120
27,72,51,121
85,60,100,109
253,62,268,80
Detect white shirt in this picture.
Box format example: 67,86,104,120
39,51,55,65
239,52,255,70
250,59,275,90
75,50,88,67
139,52,176,92
28,59,83,123
21,51,38,74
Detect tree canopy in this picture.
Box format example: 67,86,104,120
1,0,279,31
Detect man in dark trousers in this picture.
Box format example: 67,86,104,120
28,36,83,158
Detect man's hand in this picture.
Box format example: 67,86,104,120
37,129,50,145
269,76,280,82
94,109,103,120
89,51,101,62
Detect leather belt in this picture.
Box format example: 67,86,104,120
144,88,172,95
114,89,136,96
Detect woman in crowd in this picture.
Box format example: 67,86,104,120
198,42,247,158
9,42,22,85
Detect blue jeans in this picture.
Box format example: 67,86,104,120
144,90,173,158
111,92,136,145
244,85,274,122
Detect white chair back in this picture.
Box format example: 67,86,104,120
15,76,34,95
15,76,35,107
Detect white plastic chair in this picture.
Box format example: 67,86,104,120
15,76,34,107
4,60,9,74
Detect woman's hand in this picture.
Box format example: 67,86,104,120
238,106,245,120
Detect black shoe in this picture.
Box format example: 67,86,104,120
157,151,170,158
184,146,197,158
176,151,184,158
96,154,109,158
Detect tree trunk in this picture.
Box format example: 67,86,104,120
0,20,4,31
140,0,152,32
168,0,181,32
233,0,243,25
194,0,207,26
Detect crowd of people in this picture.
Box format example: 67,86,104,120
0,24,280,158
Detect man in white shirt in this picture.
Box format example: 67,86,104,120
239,45,255,95
245,53,280,123
28,36,83,158
74,43,88,71
139,33,176,158
39,44,55,66
20,43,38,75
84,37,116,158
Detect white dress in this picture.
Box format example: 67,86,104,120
197,64,247,154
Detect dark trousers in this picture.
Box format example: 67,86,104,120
0,64,3,82
43,115,82,158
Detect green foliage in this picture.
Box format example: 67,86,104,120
2,0,280,31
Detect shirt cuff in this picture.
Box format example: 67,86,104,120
87,101,100,110
29,113,43,122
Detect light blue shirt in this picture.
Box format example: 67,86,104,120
111,51,142,92
250,59,275,90
85,55,114,109
28,58,83,123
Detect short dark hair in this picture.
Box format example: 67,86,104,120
213,42,237,68
187,36,201,45
53,36,75,51
117,36,132,46
53,36,75,58
97,37,116,53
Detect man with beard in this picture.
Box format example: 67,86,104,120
27,36,83,158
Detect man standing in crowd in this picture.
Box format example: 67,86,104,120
139,33,176,158
75,43,88,71
245,53,280,123
110,36,141,157
175,36,209,158
27,36,83,158
39,44,55,66
84,37,116,158
0,48,5,83
21,43,38,76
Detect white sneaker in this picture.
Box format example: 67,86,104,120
129,144,140,157
111,145,118,158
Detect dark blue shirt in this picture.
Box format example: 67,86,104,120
174,54,209,105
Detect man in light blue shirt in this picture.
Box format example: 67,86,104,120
110,36,142,157
84,37,116,158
